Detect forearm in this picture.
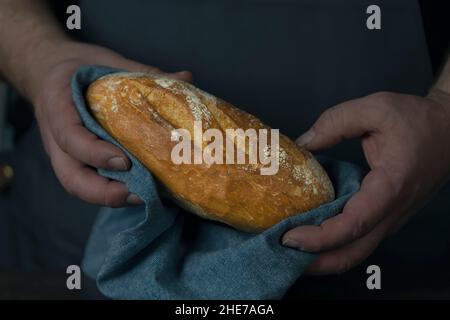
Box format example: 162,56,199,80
0,0,70,100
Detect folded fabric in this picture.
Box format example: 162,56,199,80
74,65,363,300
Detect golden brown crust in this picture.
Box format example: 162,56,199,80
86,72,335,232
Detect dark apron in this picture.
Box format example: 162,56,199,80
2,1,448,293
78,0,450,269
79,0,433,164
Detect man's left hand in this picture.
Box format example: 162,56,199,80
282,90,450,275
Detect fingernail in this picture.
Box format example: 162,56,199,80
282,237,304,250
108,157,128,171
296,130,315,147
126,193,144,205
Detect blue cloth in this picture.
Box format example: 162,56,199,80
73,66,363,300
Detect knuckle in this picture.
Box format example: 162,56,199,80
33,102,45,120
103,192,112,207
53,161,80,198
84,144,101,167
139,65,161,75
317,107,342,131
307,239,324,252
369,92,397,114
370,91,394,105
367,92,398,125
181,71,194,80
64,185,76,197
336,258,354,274
306,226,328,252
81,131,105,167
54,126,69,152
103,192,115,207
108,201,123,208
352,219,370,239
60,174,77,196
103,186,123,208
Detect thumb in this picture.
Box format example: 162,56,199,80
112,58,194,83
296,96,381,151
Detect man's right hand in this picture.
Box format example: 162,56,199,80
29,41,192,207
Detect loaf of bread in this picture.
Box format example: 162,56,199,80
86,72,334,232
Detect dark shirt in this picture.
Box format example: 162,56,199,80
3,0,448,279
77,0,433,164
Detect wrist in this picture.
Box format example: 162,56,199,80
23,37,78,103
28,40,129,107
0,6,71,100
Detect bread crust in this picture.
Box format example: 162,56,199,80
86,72,335,232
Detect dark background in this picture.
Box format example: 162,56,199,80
0,1,449,299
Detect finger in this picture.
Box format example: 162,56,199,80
282,168,397,252
48,137,140,207
108,58,163,75
296,94,386,151
304,212,395,275
34,107,54,158
57,123,131,171
112,58,194,83
47,91,130,171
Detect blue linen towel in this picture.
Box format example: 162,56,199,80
73,66,363,299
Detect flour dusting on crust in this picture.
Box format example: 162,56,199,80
97,72,216,124
153,77,213,125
